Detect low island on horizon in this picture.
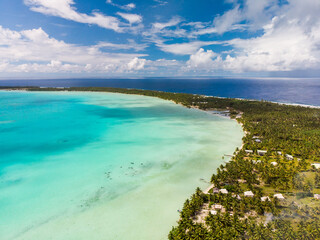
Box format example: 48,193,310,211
1,86,320,239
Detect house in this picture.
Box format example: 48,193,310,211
274,193,285,200
210,210,217,215
314,194,320,199
245,150,253,154
285,154,294,160
271,162,278,166
311,163,320,169
255,139,262,143
277,151,282,155
261,196,271,202
237,195,242,200
252,160,261,164
220,189,228,194
212,188,220,194
213,204,223,210
244,191,254,197
257,150,267,156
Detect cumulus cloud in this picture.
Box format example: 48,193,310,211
212,0,320,72
0,25,147,73
127,57,146,70
187,48,216,69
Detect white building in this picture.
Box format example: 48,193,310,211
213,204,223,210
277,151,282,155
274,193,285,200
245,150,253,154
255,139,262,143
244,191,254,197
210,210,218,215
220,189,228,194
261,196,270,202
314,194,320,200
311,163,320,169
271,162,278,166
285,154,294,160
257,150,267,156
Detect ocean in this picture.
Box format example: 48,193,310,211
0,90,243,240
0,77,320,106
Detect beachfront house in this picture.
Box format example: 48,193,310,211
285,154,294,160
257,150,267,156
220,189,228,194
244,191,254,197
245,150,253,154
274,193,285,200
314,194,320,200
311,163,320,169
261,196,270,202
271,162,278,166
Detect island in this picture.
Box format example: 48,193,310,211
2,86,320,239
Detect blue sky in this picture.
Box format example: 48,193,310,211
0,0,319,78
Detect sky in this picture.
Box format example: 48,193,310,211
0,0,319,78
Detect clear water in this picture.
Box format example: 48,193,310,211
0,91,243,240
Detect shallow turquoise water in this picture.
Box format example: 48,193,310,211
0,91,243,240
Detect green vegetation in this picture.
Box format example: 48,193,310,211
2,86,320,239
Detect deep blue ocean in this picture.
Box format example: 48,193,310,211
1,78,320,106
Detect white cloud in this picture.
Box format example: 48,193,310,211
96,39,148,51
24,0,140,32
117,12,142,24
156,41,223,55
187,48,216,69
127,57,146,70
213,4,243,34
106,0,136,11
0,25,147,74
152,17,182,30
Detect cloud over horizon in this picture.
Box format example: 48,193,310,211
0,0,320,77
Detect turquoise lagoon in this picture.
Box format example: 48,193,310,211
0,91,243,240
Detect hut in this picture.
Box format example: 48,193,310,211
213,204,223,210
257,150,267,156
314,194,320,200
311,163,320,169
285,154,294,160
244,191,254,197
220,189,228,194
274,193,285,200
261,196,270,202
210,210,218,215
212,188,220,194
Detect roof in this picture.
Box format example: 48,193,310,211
274,193,285,199
244,191,254,196
312,163,320,169
261,196,270,202
220,189,228,194
210,210,217,215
